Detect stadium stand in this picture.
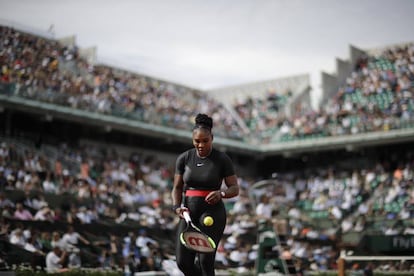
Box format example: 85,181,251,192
0,25,245,142
1,134,414,274
1,23,414,275
207,74,312,144
278,42,414,142
2,25,413,147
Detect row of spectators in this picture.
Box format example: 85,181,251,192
280,44,414,140
2,25,414,145
1,137,414,273
0,25,244,141
1,214,165,273
231,43,414,143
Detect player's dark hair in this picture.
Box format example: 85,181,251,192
193,113,213,132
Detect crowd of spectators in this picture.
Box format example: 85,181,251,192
232,88,293,143
0,25,244,141
235,43,414,143
2,25,414,146
0,138,176,273
1,25,414,274
278,44,414,141
1,137,414,274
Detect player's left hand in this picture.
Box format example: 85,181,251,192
205,191,221,205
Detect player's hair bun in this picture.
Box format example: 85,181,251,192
195,114,213,129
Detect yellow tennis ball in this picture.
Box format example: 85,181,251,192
203,216,214,226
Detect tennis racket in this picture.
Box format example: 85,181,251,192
179,211,216,253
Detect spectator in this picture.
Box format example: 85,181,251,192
59,225,89,268
34,205,55,221
61,225,90,252
108,234,122,267
13,202,33,220
9,228,26,247
0,192,14,209
76,206,96,224
51,231,64,250
24,234,46,269
42,172,58,193
45,244,69,273
135,229,158,250
255,194,273,220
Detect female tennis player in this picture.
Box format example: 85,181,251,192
171,113,239,276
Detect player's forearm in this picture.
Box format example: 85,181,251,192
222,185,239,198
171,186,183,206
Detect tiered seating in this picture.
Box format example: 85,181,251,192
233,89,293,143
0,25,244,141
1,134,414,272
0,137,177,271
279,43,414,142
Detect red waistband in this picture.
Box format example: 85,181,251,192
185,190,213,197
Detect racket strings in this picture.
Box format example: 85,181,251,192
181,231,216,253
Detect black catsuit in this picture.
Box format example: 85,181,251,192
175,148,235,276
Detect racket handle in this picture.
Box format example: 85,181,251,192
183,211,191,223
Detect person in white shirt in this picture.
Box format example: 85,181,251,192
9,228,26,247
24,236,45,256
61,225,90,252
51,231,64,249
135,229,158,251
34,206,55,221
255,195,273,220
60,225,90,268
42,173,58,193
45,245,69,273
